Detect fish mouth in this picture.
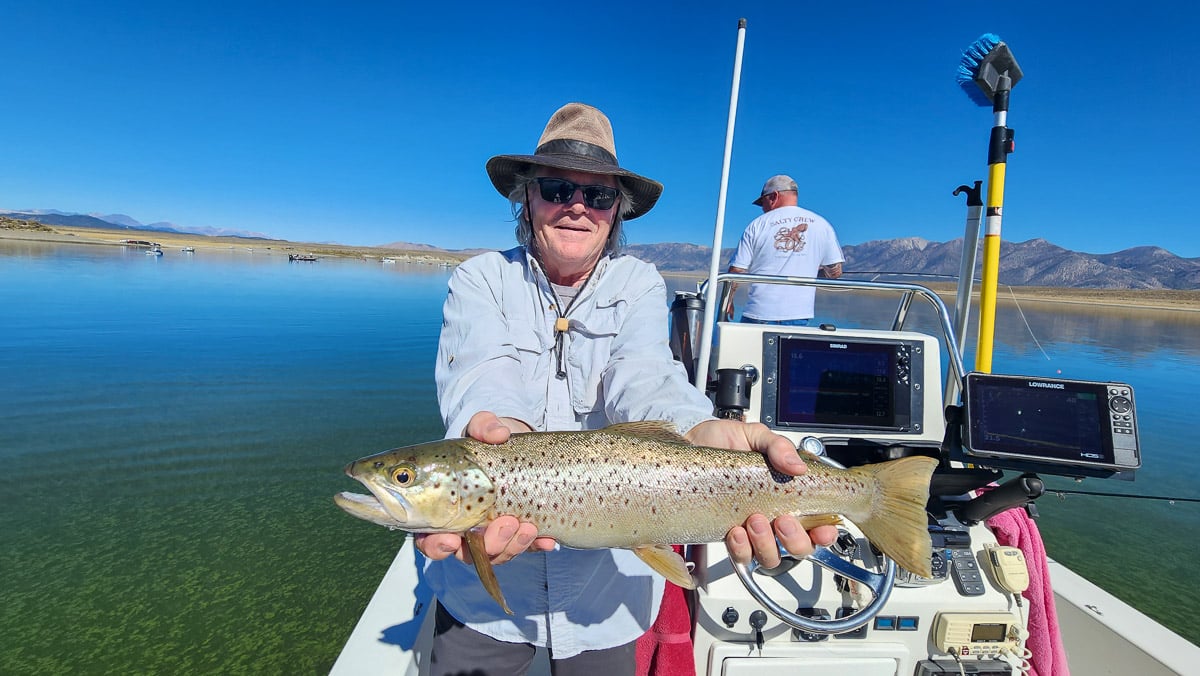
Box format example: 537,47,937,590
334,491,407,529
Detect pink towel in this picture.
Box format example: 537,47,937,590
986,507,1070,676
635,545,696,676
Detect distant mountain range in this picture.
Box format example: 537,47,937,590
0,210,270,240
7,209,1198,289
624,238,1200,290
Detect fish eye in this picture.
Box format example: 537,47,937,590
392,466,416,486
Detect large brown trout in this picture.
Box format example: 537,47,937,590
335,421,936,614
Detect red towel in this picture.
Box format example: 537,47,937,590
636,545,696,676
986,507,1070,676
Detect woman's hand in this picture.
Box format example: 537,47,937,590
685,419,838,567
413,411,556,564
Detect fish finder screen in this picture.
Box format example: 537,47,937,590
775,338,895,427
966,377,1110,463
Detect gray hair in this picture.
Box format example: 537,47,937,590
508,168,631,257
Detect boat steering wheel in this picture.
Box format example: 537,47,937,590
732,544,897,634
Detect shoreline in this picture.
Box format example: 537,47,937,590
0,222,473,265
7,223,1200,312
660,276,1200,314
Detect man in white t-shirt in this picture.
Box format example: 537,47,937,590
727,175,844,325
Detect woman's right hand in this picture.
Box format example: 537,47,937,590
413,411,556,564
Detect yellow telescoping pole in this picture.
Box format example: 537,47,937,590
975,86,1014,373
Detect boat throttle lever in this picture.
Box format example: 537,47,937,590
955,473,1044,525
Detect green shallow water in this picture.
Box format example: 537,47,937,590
1,242,1197,674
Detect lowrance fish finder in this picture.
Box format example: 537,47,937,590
961,373,1140,475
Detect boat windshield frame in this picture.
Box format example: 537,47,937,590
697,273,968,404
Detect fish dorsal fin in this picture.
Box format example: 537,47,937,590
632,545,696,590
464,529,513,615
604,421,690,445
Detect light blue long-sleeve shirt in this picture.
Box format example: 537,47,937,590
429,246,715,658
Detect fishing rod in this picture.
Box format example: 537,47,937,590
1047,489,1200,505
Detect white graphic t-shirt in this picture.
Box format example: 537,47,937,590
729,205,844,321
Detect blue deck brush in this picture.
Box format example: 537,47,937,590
957,33,1001,105
957,33,1022,107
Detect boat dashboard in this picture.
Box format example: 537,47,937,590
677,276,1143,675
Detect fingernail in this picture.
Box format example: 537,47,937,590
749,520,769,536
516,532,534,547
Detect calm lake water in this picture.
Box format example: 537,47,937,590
2,240,1197,673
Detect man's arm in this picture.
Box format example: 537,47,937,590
724,266,747,319
436,259,541,436
819,262,843,279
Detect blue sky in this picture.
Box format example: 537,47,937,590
3,2,1198,256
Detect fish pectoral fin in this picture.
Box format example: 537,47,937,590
632,545,696,590
605,421,690,445
796,514,842,531
464,529,513,615
797,449,824,464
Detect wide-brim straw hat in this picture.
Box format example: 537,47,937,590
485,103,663,220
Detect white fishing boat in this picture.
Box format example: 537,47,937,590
331,277,1197,676
331,22,1198,676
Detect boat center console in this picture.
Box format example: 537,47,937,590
691,320,1140,676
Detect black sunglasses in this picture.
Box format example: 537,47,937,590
534,177,619,210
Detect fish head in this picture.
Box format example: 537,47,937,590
342,438,494,533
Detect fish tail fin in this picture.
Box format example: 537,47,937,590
853,456,937,578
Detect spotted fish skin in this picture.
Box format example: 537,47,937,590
472,426,879,548
338,421,936,580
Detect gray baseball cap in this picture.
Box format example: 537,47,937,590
752,174,799,205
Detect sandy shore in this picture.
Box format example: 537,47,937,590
0,221,472,265
7,221,1200,312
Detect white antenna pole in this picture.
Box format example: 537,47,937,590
694,18,747,390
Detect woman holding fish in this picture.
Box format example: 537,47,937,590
421,103,837,675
